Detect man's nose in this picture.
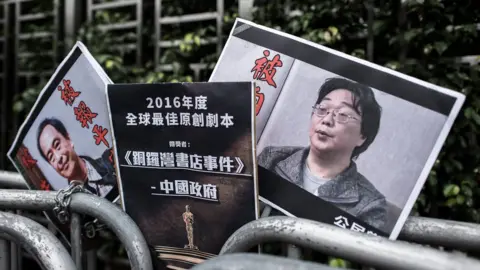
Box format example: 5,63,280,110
53,152,62,167
321,111,334,126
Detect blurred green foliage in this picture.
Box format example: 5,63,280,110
10,0,480,268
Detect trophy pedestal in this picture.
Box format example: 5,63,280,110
155,246,215,269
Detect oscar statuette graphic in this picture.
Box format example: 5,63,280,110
183,205,198,250
154,204,214,269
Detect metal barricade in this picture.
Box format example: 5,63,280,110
0,171,26,189
400,216,480,252
3,170,480,252
0,211,76,270
220,216,480,270
190,253,347,270
2,170,480,269
0,188,153,270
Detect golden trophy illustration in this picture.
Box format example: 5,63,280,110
183,205,198,250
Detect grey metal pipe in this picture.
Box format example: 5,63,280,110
286,244,301,259
399,216,480,252
11,210,22,270
190,253,345,270
0,239,10,270
2,171,480,252
260,204,272,218
86,249,98,270
0,211,76,270
70,213,82,268
261,205,302,259
0,171,27,189
220,216,480,270
0,189,153,270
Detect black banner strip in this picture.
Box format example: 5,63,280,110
233,22,457,116
258,166,388,237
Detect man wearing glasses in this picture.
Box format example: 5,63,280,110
258,77,387,230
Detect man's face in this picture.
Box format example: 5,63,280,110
39,124,80,180
309,89,366,157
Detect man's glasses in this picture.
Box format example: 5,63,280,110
312,106,359,124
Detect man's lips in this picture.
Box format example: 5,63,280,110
316,130,333,137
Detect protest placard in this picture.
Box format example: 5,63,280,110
209,19,465,239
8,41,118,245
106,82,259,268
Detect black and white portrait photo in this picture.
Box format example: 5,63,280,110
36,117,117,198
209,18,465,238
258,77,387,230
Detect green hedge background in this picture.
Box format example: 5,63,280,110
10,0,480,268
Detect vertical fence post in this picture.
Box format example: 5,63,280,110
136,0,143,66
70,213,83,268
238,0,254,20
0,0,9,170
397,0,407,66
12,0,20,134
216,0,224,56
154,0,161,70
64,0,82,51
0,239,10,270
11,210,22,270
86,249,97,270
366,0,374,62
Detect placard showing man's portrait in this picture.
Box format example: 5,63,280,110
209,19,466,239
8,41,119,244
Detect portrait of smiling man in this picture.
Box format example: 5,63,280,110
258,77,387,230
36,117,117,199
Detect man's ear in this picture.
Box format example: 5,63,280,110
356,134,366,147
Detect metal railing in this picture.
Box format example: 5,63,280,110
0,189,153,270
13,0,60,133
258,203,480,259
0,211,76,270
1,170,480,270
220,216,480,270
400,216,480,252
87,0,143,67
154,0,225,81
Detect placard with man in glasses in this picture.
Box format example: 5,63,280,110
209,19,465,239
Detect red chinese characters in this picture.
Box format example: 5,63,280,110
251,50,283,88
255,85,265,116
57,79,81,106
92,124,110,148
74,101,98,128
20,147,37,169
39,179,51,191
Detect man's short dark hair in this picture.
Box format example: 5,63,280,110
315,77,382,159
36,117,70,161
